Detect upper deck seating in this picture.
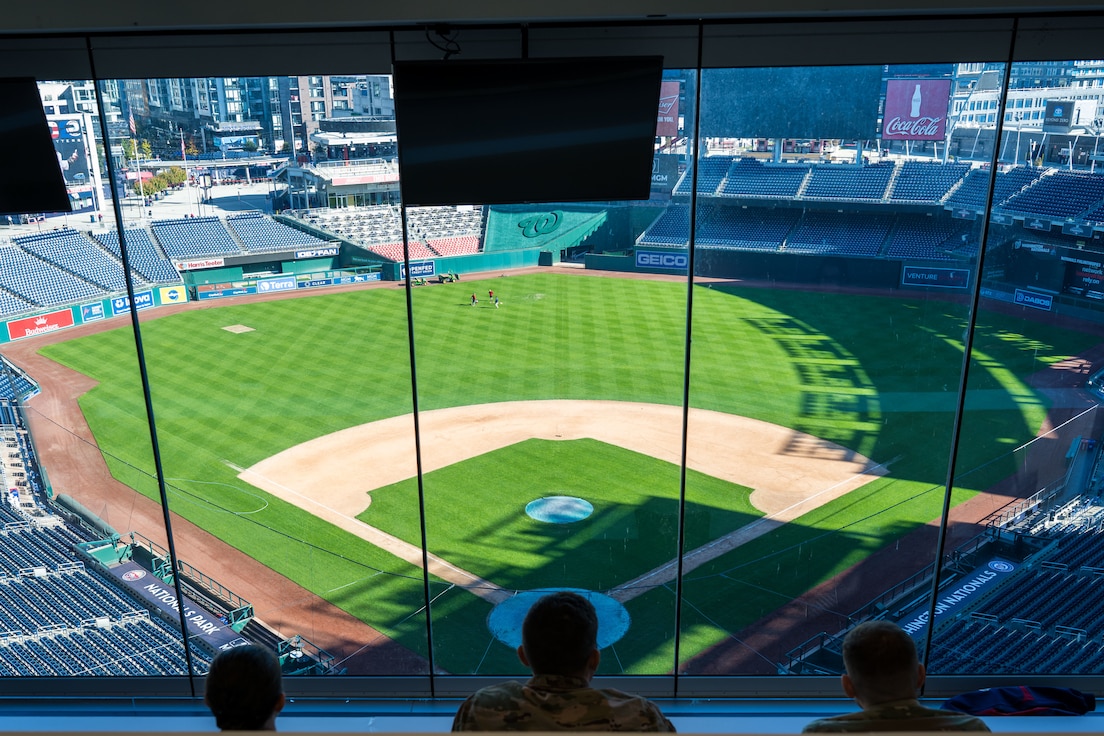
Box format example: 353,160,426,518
94,228,182,284
14,229,130,292
226,212,326,252
718,158,809,198
803,162,895,201
889,161,971,203
150,217,240,259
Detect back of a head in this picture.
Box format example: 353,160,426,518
205,644,284,730
521,591,598,676
842,621,921,705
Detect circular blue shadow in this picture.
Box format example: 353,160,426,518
487,588,630,650
525,496,594,524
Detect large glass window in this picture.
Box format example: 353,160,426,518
0,18,1102,697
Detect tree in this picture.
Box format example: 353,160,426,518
242,139,258,153
185,138,200,157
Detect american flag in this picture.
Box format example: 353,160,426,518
128,112,136,135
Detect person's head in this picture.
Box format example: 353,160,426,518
840,621,925,707
204,644,285,731
518,591,600,679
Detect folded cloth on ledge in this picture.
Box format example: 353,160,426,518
942,686,1096,716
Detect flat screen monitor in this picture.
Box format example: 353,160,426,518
393,56,664,206
0,78,73,215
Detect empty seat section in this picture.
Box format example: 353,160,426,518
803,162,894,200
150,217,240,259
889,161,970,203
14,229,129,291
0,245,106,307
226,212,327,252
719,158,809,198
95,228,185,284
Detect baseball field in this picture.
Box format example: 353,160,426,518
35,271,1100,675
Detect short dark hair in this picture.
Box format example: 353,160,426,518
521,591,598,675
205,644,283,730
842,621,920,704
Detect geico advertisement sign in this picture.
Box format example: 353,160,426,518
636,250,688,270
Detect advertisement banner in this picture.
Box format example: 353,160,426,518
1024,218,1052,232
401,261,436,279
6,309,75,340
197,286,257,300
110,562,241,649
1063,222,1093,237
896,559,1016,638
158,285,187,305
1014,288,1054,311
298,278,334,289
176,258,226,271
651,154,679,193
882,79,951,141
80,303,106,323
901,266,970,289
257,276,298,293
336,273,382,284
111,291,154,316
636,250,689,271
294,247,340,259
1043,100,1073,133
990,213,1014,226
46,114,91,188
656,80,680,137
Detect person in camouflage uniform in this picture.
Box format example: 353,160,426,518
204,644,285,731
452,591,675,731
802,621,989,733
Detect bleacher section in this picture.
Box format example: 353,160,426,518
0,244,107,308
697,208,802,251
803,161,895,201
226,212,326,252
674,156,734,196
1002,171,1104,220
889,161,971,203
883,214,975,260
638,206,690,247
14,229,132,292
719,159,809,199
150,216,240,259
787,212,893,256
295,205,485,261
945,166,1044,210
94,228,182,284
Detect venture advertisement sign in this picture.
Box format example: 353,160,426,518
656,80,680,137
7,309,75,340
882,79,951,141
901,266,969,289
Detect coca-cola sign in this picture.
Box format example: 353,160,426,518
883,78,951,141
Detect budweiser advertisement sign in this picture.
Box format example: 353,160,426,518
883,79,951,141
656,81,680,137
7,309,75,340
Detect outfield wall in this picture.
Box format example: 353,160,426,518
0,284,188,346
379,249,545,281
590,249,979,295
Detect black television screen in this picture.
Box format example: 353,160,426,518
393,56,664,206
0,78,73,215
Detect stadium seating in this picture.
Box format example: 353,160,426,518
945,166,1044,210
0,243,107,308
889,161,971,203
1002,171,1104,219
94,228,183,284
226,212,327,252
638,206,691,247
697,207,801,251
674,156,734,196
786,211,892,256
150,216,241,259
718,158,810,199
803,161,895,201
13,229,133,292
883,213,976,260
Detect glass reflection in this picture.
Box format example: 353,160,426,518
932,57,1104,675
680,63,992,675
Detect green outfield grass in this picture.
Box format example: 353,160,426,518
38,272,1101,674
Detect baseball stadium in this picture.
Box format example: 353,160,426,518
4,21,1104,707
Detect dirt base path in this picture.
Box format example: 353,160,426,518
243,400,885,604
